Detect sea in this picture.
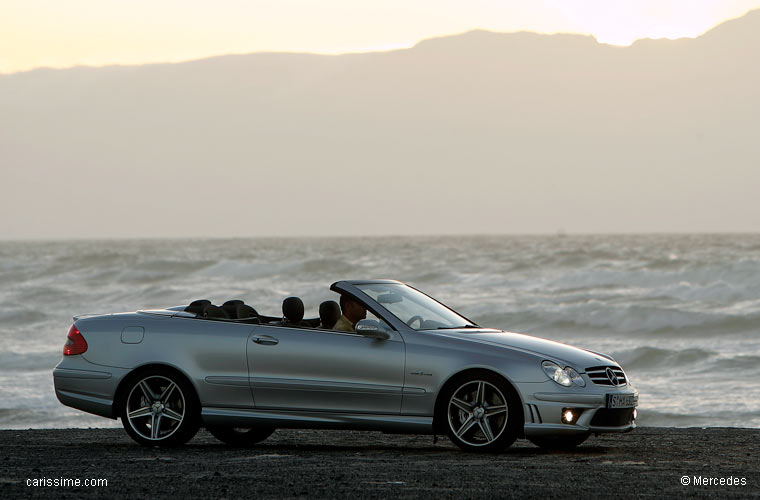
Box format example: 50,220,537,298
1,234,758,430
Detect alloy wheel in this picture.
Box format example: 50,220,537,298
125,375,186,441
447,380,508,447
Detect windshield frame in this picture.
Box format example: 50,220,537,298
348,281,478,331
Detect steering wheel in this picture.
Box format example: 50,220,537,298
406,315,424,328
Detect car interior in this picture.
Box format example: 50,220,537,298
184,297,343,330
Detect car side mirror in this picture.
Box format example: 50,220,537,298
355,319,391,340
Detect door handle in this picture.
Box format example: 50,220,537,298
252,335,279,345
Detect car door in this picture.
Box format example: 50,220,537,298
165,316,255,409
246,323,405,414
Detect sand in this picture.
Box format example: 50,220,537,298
1,427,758,499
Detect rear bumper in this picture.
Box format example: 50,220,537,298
53,358,128,419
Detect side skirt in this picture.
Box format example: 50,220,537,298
201,407,434,434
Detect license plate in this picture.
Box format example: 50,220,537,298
607,393,637,409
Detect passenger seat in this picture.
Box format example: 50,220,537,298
280,297,306,327
319,300,341,329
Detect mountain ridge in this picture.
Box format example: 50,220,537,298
1,9,758,238
3,8,759,78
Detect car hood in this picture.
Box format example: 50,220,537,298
429,328,616,370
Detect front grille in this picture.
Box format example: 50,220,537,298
590,408,635,427
585,365,627,386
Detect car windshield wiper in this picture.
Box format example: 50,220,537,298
434,324,480,330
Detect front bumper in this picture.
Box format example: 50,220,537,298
519,383,639,437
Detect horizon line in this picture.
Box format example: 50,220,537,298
1,230,758,244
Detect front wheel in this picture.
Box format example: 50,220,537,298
119,369,200,446
440,372,521,452
528,433,590,450
207,426,275,446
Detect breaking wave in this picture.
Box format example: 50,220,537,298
1,233,759,428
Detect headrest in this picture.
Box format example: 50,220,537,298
319,300,341,329
282,296,304,323
222,300,245,319
185,299,211,315
203,304,229,319
236,304,259,320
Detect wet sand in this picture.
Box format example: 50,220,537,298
1,427,758,499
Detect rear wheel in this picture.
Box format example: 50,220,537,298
119,368,200,446
440,372,521,452
528,433,590,450
207,426,275,446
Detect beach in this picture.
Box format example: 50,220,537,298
2,427,757,499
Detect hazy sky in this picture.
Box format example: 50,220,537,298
3,0,760,74
2,3,759,239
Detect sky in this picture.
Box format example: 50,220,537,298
2,0,760,74
2,1,760,239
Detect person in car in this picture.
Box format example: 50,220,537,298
333,295,367,332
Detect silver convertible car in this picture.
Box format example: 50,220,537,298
54,280,638,451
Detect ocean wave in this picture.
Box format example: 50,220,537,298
197,260,288,280
708,354,760,372
2,234,760,430
0,408,120,429
0,307,50,325
472,307,760,337
297,258,356,275
0,350,61,372
613,346,715,371
637,409,760,429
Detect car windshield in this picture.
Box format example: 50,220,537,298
356,283,476,331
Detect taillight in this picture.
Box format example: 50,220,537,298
63,324,88,355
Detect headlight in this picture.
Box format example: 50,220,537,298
565,366,586,387
541,361,586,387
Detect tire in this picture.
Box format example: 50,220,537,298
207,426,275,446
439,371,522,452
119,368,200,447
528,433,590,450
